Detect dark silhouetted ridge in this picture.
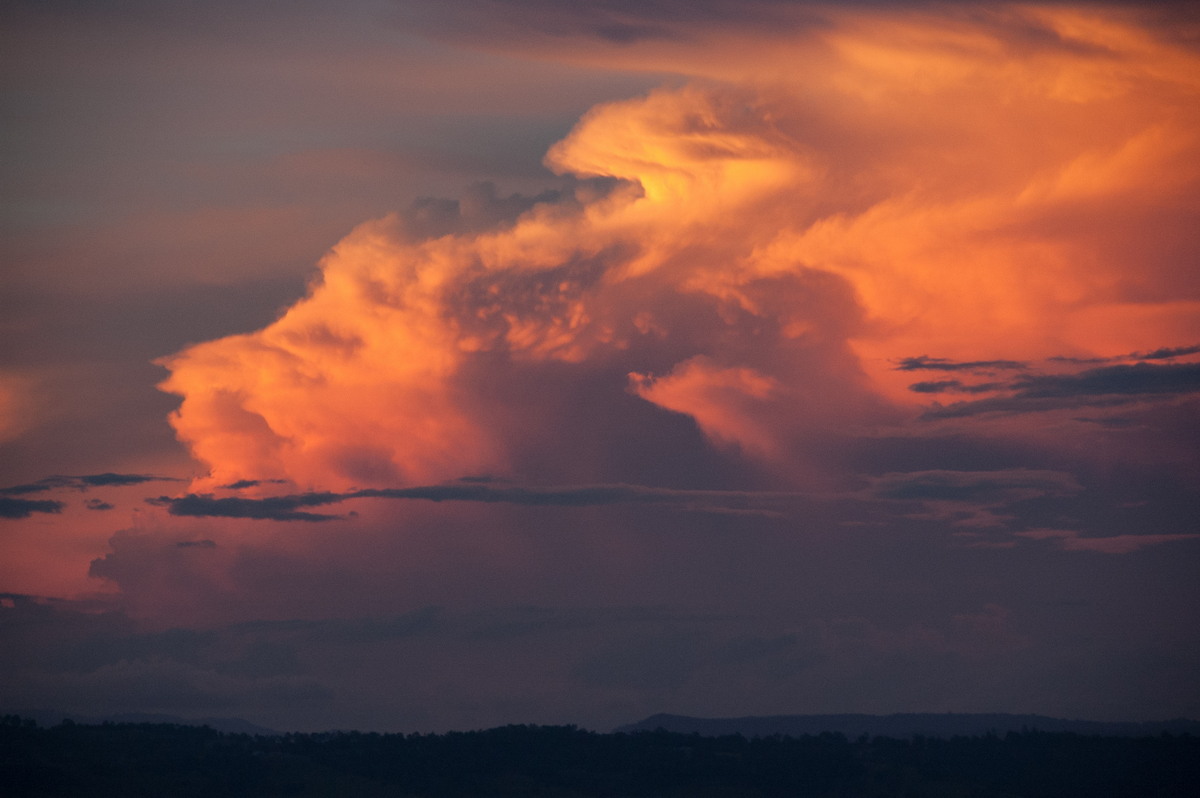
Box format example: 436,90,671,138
4,715,1199,797
616,712,1200,738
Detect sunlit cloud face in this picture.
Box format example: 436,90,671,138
157,2,1200,494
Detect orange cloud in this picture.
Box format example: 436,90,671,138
630,357,782,457
160,3,1200,490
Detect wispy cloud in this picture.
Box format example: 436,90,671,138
1050,343,1200,365
861,469,1082,503
918,361,1200,418
148,492,347,522
895,356,1028,373
175,539,218,549
149,482,809,521
907,380,1003,395
0,473,182,496
221,479,292,490
1016,528,1200,554
0,473,183,517
856,470,1083,529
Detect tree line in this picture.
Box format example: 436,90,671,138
3,714,1197,796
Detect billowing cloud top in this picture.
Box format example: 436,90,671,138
157,2,1200,494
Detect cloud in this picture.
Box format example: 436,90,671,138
395,180,606,240
222,480,266,490
147,493,347,522
862,469,1082,503
1016,528,1200,554
907,380,1003,395
77,473,179,488
1131,344,1200,361
149,482,808,521
923,361,1200,418
1052,343,1200,365
4,0,1200,735
896,357,1028,373
1059,534,1199,554
0,481,60,497
1,473,181,496
629,357,784,458
857,469,1083,529
154,3,1200,495
0,473,182,518
0,497,64,519
1016,362,1200,399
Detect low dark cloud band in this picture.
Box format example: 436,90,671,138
150,483,809,521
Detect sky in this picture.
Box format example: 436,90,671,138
2,0,1199,733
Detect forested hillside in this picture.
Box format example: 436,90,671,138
3,715,1198,797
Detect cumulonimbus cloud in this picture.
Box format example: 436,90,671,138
157,3,1200,492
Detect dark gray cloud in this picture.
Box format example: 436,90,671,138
0,473,181,516
1051,343,1200,365
356,483,799,508
1016,362,1200,399
896,356,1028,373
0,497,64,519
1132,344,1200,360
147,492,347,522
908,380,1002,394
221,479,290,490
923,362,1200,418
0,481,56,497
851,468,1087,531
1,473,180,496
79,473,177,488
149,483,808,521
862,469,1082,503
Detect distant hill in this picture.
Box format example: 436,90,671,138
615,713,1200,739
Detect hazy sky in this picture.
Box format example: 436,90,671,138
3,0,1199,733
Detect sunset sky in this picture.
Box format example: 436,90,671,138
3,0,1199,733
